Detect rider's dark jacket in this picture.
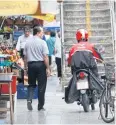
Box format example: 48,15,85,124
68,41,103,74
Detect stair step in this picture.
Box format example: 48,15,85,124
64,29,111,32
64,23,111,30
64,36,112,39
64,8,110,12
64,3,109,10
64,15,110,18
64,1,109,5
64,10,110,17
64,22,111,25
64,16,111,23
64,19,111,24
64,30,112,37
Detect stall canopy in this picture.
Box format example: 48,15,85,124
0,0,59,22
0,0,39,16
44,21,60,30
32,14,55,22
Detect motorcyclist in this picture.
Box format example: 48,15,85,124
68,29,103,77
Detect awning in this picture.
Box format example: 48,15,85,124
0,0,39,16
0,0,58,22
44,21,60,30
32,14,55,22
44,21,60,27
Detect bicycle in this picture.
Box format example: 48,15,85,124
99,63,115,123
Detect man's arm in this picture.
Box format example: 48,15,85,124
24,55,27,69
43,55,50,69
23,44,27,69
42,41,51,76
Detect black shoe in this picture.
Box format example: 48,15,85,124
27,101,33,111
38,105,45,111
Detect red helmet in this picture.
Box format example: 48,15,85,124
76,29,88,41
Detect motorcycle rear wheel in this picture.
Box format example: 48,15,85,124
82,93,90,112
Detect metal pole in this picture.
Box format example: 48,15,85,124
109,0,115,54
60,2,65,90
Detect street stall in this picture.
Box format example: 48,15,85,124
0,15,57,100
0,0,59,124
0,52,18,124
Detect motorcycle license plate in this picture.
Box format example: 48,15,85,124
76,79,89,90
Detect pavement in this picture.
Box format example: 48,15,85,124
3,76,115,124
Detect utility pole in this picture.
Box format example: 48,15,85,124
59,1,65,90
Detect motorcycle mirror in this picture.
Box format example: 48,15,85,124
98,45,105,54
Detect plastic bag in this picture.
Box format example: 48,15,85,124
17,58,24,69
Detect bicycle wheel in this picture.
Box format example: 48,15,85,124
99,87,115,123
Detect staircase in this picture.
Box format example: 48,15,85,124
62,0,114,86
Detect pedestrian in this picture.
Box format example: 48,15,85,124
24,26,50,111
54,31,62,83
46,31,56,68
16,26,33,59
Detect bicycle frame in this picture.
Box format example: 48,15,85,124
99,62,115,123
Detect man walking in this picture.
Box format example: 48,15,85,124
24,26,50,111
16,26,33,59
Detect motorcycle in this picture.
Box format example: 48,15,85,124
64,68,104,112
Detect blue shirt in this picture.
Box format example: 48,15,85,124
46,37,56,56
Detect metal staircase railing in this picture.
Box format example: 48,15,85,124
109,0,116,54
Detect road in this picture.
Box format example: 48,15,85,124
5,76,115,124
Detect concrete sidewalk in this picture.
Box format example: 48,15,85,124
5,76,114,124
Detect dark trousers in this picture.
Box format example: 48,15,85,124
20,49,24,59
27,61,47,107
55,57,62,77
48,56,52,66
